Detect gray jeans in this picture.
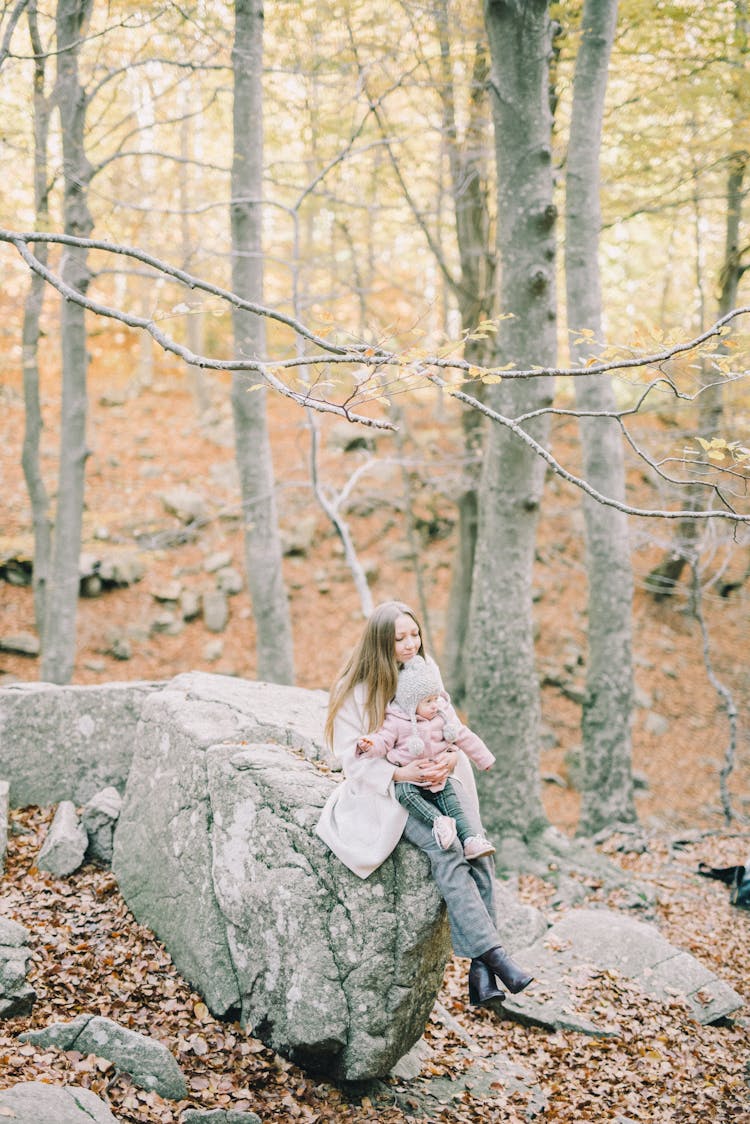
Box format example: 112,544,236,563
402,788,498,960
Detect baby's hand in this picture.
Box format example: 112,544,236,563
356,737,374,756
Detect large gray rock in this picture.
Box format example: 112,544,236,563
37,801,88,877
0,1082,118,1123
500,908,743,1034
20,1014,187,1100
113,672,450,1080
0,915,35,1018
82,786,123,864
0,680,163,807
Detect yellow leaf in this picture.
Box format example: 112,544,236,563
194,1000,210,1021
467,366,483,379
696,438,711,450
480,374,503,384
707,450,726,460
246,384,265,392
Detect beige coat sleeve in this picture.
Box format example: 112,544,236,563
315,685,408,879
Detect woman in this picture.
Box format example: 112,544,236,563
316,599,533,1007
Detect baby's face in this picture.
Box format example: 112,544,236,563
416,693,442,720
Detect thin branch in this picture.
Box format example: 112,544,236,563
3,234,392,430
425,371,750,523
0,0,28,72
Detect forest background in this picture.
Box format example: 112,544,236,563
1,0,750,858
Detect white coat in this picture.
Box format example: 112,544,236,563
315,682,482,879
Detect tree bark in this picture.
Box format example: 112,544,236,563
40,0,94,684
467,0,556,839
565,0,636,833
436,24,497,704
231,0,294,684
21,0,52,638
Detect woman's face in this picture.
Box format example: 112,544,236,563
393,613,421,664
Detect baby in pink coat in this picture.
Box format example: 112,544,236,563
356,655,496,859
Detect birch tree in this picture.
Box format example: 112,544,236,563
565,0,636,833
466,0,557,840
231,0,295,684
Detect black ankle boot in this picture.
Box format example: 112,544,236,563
468,958,506,1006
479,945,534,994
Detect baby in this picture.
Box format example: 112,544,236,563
357,655,495,859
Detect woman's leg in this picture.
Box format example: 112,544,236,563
402,812,498,959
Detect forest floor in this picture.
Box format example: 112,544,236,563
1,361,750,1120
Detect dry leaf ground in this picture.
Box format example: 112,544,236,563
1,809,749,1122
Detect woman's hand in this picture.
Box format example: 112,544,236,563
393,749,457,786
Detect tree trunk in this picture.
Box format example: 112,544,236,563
231,0,294,684
21,0,52,638
467,0,556,840
434,16,496,703
40,0,94,684
565,0,636,834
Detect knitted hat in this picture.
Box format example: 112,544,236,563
395,656,443,755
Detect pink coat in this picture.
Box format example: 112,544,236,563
358,699,495,792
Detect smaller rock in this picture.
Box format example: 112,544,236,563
634,684,653,709
203,639,224,662
82,787,123,864
109,635,132,661
216,566,243,596
643,711,669,737
203,590,229,633
21,1014,188,1101
161,486,208,525
151,581,183,603
280,516,318,557
0,632,40,657
151,611,184,636
84,659,107,673
98,554,145,586
0,1082,117,1123
99,388,128,407
0,916,35,1018
180,589,202,621
37,801,88,877
81,574,103,597
204,551,233,574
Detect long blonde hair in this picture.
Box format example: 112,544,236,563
324,600,426,749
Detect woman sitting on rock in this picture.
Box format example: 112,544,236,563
316,599,533,1007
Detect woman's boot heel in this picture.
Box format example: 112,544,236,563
468,958,506,1006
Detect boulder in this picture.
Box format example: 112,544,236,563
0,915,36,1018
113,672,450,1080
202,590,229,632
21,1014,187,1100
0,632,40,657
498,908,743,1034
37,801,88,877
0,680,162,807
0,1083,118,1123
82,786,123,864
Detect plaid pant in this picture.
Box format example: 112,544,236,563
394,778,472,842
